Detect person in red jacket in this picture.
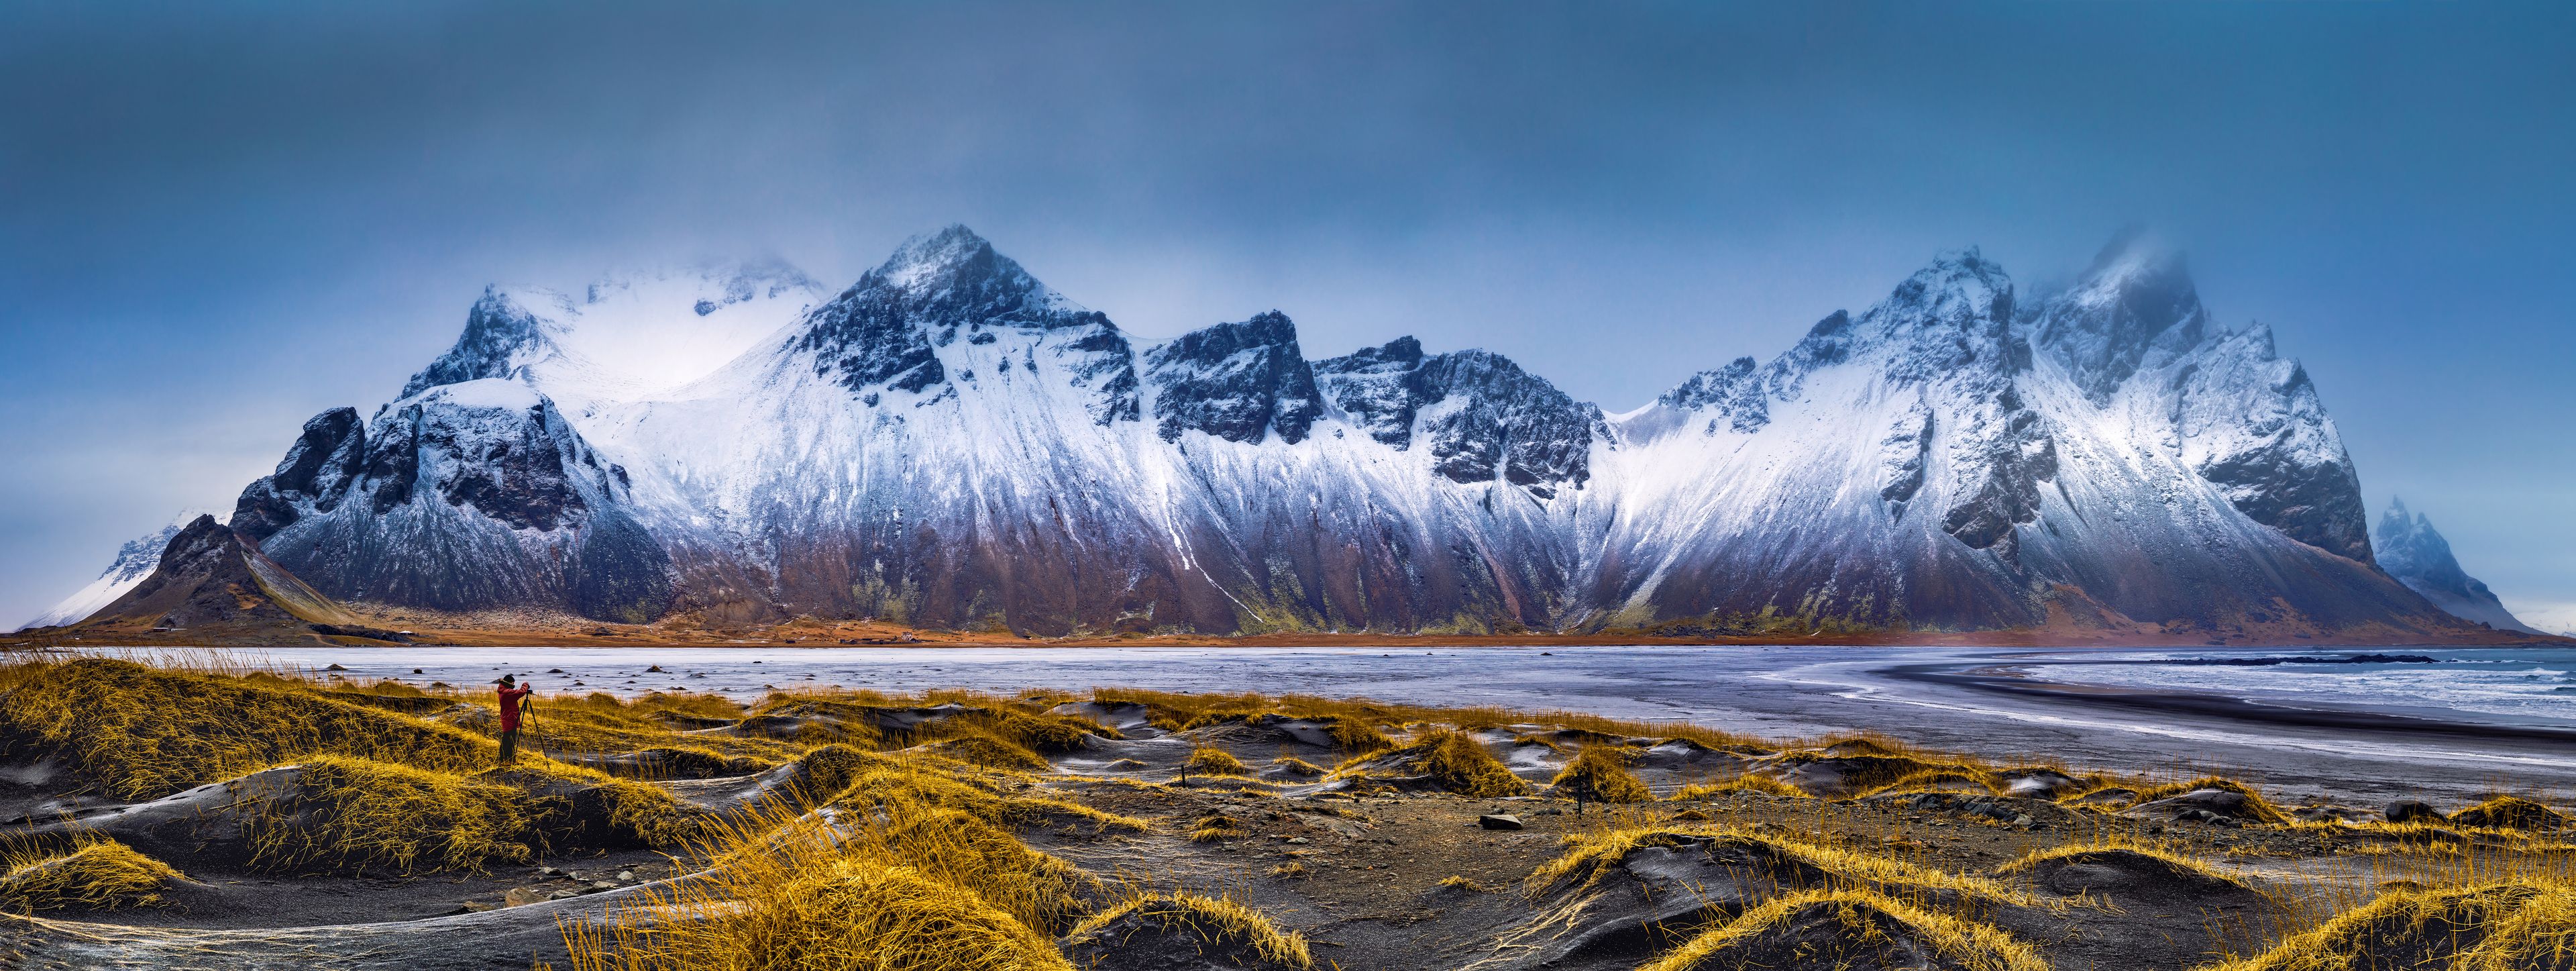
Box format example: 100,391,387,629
493,674,535,764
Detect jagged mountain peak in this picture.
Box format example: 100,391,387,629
2373,497,2537,633
2034,228,2210,403
1142,311,1322,444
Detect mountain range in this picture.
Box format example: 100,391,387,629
20,227,2551,643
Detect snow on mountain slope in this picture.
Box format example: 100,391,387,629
401,261,822,409
18,512,204,629
195,225,2489,637
2373,497,2538,633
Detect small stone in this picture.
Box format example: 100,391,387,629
584,880,619,893
502,886,546,907
2011,814,2034,827
536,866,564,876
1479,814,1524,831
1285,837,1309,845
455,901,496,913
324,663,348,672
615,870,635,882
2386,800,2445,825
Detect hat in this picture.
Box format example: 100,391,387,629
494,674,516,686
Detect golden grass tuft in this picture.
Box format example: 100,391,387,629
0,839,186,912
1065,892,1316,970
920,731,1051,772
1995,836,2252,892
2206,878,2576,971
1184,746,1250,776
0,658,491,799
1339,728,1528,797
1856,768,2000,799
1550,745,1651,805
2446,795,2566,832
1527,823,2037,907
244,756,537,874
1638,888,2049,971
1438,874,1495,892
2127,776,2291,825
1672,774,1810,801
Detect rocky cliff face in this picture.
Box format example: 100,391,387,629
231,382,670,622
175,225,2496,639
2373,498,2538,633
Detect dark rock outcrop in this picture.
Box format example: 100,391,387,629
1142,311,1323,444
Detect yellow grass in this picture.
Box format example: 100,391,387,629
1996,835,2254,892
244,755,537,874
1550,745,1651,805
1672,774,1810,800
1528,823,2040,908
1638,888,2049,971
2127,776,2292,825
0,657,491,799
1337,728,1528,797
1184,746,1250,776
0,839,185,911
1064,892,1315,970
2205,878,2576,971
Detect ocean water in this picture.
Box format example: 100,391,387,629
2027,648,2576,729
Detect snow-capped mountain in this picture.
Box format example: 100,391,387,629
107,226,2512,638
2372,498,2538,634
18,513,203,630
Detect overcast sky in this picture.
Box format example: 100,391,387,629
4,1,2571,631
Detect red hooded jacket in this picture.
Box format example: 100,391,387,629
496,686,533,731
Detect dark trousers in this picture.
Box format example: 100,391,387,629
498,727,519,764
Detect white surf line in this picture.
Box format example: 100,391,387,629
1752,660,2576,772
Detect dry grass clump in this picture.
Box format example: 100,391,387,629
1184,746,1250,776
1528,824,2035,907
1064,892,1316,970
2127,776,2291,824
920,731,1051,772
1550,745,1651,805
1673,774,1811,801
2207,879,2576,971
1267,756,1326,776
1189,814,1251,843
244,756,537,874
0,658,490,799
1638,888,2048,971
829,762,1145,834
1437,874,1495,892
1338,729,1528,797
2446,795,2565,832
565,787,1097,971
0,839,186,912
1858,769,2000,799
1995,837,2253,893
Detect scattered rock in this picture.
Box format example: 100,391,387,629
502,887,546,908
1479,814,1524,831
2385,800,2446,825
323,664,348,672
645,665,667,674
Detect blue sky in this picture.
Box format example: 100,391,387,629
3,1,2571,630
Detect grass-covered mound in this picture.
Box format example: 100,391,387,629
1996,839,2255,901
1063,892,1316,971
1672,774,1811,800
1529,824,2035,908
1549,745,1650,805
1638,888,2047,971
0,839,187,912
1514,819,2040,911
2446,795,2566,832
0,658,490,799
2121,776,2291,825
1335,728,1528,797
2210,879,2576,971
